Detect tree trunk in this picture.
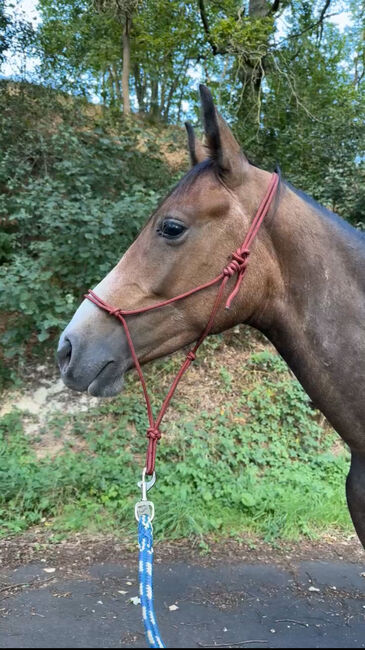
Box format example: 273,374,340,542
159,78,166,120
101,68,107,106
176,80,186,123
249,0,270,17
134,62,146,112
122,15,131,115
150,77,159,120
107,67,116,106
163,57,188,121
112,62,122,102
163,78,178,122
354,0,365,87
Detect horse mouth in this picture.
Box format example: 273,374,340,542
87,362,126,397
57,326,131,398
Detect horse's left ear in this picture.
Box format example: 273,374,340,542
199,84,247,187
185,122,207,166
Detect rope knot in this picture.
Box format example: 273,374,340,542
223,260,240,277
147,427,162,442
109,307,122,318
223,249,250,278
187,350,196,362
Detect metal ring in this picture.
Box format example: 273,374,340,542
137,468,156,501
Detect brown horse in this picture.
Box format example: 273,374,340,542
58,86,365,549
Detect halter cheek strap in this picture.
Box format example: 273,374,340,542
85,172,279,475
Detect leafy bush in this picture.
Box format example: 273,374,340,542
0,82,178,373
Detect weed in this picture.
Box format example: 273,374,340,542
0,351,351,542
219,366,233,390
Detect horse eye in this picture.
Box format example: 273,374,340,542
157,219,187,240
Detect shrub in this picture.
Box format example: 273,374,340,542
0,82,179,375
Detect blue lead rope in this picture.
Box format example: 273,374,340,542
138,513,165,648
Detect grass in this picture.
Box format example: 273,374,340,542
0,339,352,543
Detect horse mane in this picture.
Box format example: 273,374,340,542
288,182,365,245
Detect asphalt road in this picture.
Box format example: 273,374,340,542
1,558,364,648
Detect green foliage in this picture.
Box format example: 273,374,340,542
0,351,351,541
0,82,176,365
211,14,274,54
252,25,365,225
37,0,202,120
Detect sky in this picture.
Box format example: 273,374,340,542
2,0,354,84
2,0,41,78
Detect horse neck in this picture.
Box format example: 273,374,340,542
253,180,365,449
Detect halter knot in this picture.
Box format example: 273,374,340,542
109,307,123,318
187,350,196,362
147,427,162,442
223,250,250,278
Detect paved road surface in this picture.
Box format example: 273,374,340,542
0,558,364,648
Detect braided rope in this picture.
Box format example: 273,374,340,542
138,514,165,648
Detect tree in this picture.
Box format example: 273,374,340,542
132,0,202,120
93,1,141,115
246,17,365,224
37,0,203,120
0,1,10,67
348,0,365,88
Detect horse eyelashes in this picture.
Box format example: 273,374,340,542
157,219,187,239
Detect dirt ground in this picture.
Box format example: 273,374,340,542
1,527,364,575
0,331,334,459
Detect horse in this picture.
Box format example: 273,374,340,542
57,85,365,549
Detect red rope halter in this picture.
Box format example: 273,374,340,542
86,172,279,474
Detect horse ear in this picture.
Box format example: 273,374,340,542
185,122,207,166
199,84,247,187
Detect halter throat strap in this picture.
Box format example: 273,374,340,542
85,172,279,474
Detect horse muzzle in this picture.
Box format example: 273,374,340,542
57,299,130,397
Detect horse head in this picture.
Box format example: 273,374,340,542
57,86,278,396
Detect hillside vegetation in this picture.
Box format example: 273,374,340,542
0,81,187,381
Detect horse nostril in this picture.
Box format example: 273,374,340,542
57,336,72,374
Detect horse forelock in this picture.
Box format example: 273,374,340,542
172,158,217,196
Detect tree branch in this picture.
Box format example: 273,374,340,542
197,0,219,55
319,0,332,25
274,11,340,48
271,0,281,13
318,0,332,40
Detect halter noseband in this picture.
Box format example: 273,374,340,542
85,172,279,474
